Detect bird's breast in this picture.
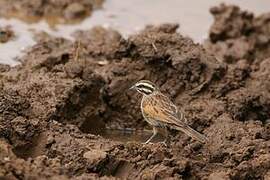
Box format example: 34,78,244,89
141,95,168,127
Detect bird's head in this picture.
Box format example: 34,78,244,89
130,80,157,95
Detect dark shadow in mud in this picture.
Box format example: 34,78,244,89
113,161,135,178
80,114,106,135
12,132,47,160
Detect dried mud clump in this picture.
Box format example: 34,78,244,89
1,6,270,178
0,90,34,151
204,4,270,122
2,37,107,132
0,64,10,73
73,26,129,59
0,0,104,23
205,4,270,63
0,26,15,43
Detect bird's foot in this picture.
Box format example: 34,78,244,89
142,141,153,145
160,141,168,147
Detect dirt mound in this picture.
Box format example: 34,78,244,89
0,0,104,24
0,5,270,179
205,4,270,63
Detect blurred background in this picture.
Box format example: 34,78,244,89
0,0,269,65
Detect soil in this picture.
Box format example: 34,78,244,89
0,26,15,43
204,3,270,63
0,0,104,25
1,4,270,180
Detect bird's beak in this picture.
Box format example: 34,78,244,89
129,85,135,90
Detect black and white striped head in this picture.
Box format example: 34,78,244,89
130,80,157,95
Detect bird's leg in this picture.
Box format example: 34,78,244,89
161,128,169,147
144,127,158,144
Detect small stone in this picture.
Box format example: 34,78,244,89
64,3,87,19
209,171,230,180
83,149,107,164
4,157,10,162
0,26,15,43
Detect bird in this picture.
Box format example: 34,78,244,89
130,80,207,144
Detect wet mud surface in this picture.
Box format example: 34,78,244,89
1,4,270,180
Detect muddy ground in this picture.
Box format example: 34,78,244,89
0,4,270,180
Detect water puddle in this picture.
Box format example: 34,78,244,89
92,128,164,143
0,0,269,65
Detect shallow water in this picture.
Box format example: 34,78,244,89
92,128,164,143
0,0,269,65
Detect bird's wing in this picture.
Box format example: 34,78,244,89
142,93,187,127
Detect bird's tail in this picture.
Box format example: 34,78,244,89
175,125,208,143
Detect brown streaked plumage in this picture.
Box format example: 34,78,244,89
130,80,207,144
